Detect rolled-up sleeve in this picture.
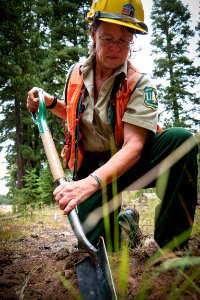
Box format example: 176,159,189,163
122,75,158,134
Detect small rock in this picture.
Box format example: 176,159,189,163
64,269,73,279
31,234,40,239
143,238,160,257
55,249,70,260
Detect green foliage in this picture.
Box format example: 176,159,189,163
5,164,19,210
195,9,200,56
0,0,90,208
35,166,55,205
151,0,199,128
197,147,200,200
39,0,91,95
0,194,11,205
19,167,55,211
19,168,39,210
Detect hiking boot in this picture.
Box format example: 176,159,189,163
118,208,142,248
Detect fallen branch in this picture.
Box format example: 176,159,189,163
19,266,40,300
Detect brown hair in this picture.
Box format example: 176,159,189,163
89,21,100,56
89,20,136,56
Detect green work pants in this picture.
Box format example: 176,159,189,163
77,127,198,251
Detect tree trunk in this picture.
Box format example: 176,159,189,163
15,97,25,189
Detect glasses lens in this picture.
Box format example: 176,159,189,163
99,36,131,48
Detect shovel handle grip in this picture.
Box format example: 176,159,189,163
31,89,97,255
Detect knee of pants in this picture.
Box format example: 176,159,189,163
164,127,193,145
165,128,198,161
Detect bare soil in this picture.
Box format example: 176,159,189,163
0,198,200,300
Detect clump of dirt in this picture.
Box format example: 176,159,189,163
0,201,200,300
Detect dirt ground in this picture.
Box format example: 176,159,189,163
0,198,200,300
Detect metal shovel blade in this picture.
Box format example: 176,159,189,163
76,237,117,300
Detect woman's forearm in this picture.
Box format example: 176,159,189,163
90,124,148,185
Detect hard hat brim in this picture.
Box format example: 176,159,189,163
87,16,148,34
99,17,148,34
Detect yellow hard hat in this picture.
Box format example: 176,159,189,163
86,0,148,34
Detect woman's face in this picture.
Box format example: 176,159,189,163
91,22,134,70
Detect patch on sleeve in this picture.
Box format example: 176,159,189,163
143,86,158,110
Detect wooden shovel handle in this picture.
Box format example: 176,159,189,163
32,89,97,255
40,131,65,181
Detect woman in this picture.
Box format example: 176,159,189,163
27,0,198,251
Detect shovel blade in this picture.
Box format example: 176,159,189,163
76,256,103,299
76,237,117,300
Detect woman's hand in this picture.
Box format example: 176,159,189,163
27,87,54,112
53,176,99,215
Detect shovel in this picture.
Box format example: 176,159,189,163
32,89,117,300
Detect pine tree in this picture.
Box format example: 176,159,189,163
41,0,91,95
196,9,200,57
193,12,200,132
20,169,39,210
36,166,55,205
0,0,91,207
151,0,199,128
0,0,46,190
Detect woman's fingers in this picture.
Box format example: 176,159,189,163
63,199,78,215
56,193,78,213
27,87,39,112
53,177,97,215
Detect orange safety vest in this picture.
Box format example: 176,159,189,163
61,61,160,174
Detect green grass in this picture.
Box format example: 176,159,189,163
0,205,66,251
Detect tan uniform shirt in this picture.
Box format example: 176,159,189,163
74,55,158,152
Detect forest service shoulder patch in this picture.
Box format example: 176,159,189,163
143,86,158,110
